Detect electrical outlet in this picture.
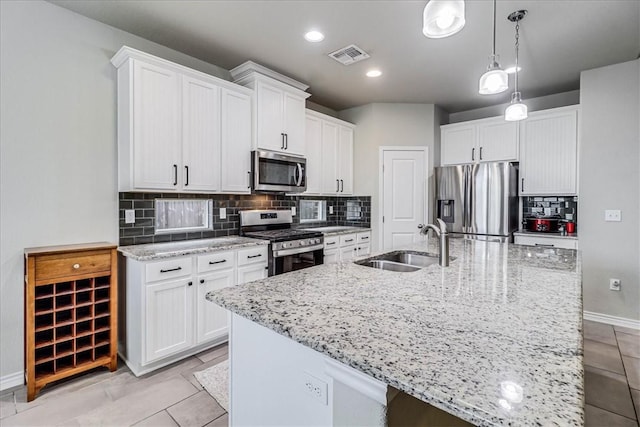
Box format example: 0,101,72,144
302,372,327,405
329,206,334,214
124,209,135,224
291,206,297,216
219,207,226,220
605,210,621,222
609,278,621,291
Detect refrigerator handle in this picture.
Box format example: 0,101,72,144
463,165,470,232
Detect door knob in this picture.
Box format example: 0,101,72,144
417,224,425,229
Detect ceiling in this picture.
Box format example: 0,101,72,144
49,0,639,113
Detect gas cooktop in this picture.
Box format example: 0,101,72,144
243,229,323,243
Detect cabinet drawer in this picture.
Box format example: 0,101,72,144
237,246,268,266
324,236,339,250
340,234,356,247
145,257,192,282
35,250,112,281
197,251,236,273
514,235,578,250
356,232,371,243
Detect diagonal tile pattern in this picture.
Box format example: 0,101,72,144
0,323,638,426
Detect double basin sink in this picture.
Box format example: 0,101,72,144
355,250,444,272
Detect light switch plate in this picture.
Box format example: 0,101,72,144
291,206,297,216
124,209,135,224
604,210,621,222
220,207,227,220
329,206,334,214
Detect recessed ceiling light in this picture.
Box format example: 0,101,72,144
505,66,522,74
366,70,382,78
304,30,324,42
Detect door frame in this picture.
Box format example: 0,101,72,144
378,146,429,251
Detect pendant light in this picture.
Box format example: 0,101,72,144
478,0,508,94
423,0,465,39
505,10,528,121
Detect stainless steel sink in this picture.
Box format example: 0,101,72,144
354,250,443,272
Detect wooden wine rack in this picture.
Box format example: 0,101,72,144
24,242,118,401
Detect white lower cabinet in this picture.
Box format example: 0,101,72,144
323,231,371,264
122,245,268,376
514,234,578,250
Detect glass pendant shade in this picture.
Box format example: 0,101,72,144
505,92,528,121
479,57,508,94
423,0,465,38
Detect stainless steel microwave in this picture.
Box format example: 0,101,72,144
251,150,306,193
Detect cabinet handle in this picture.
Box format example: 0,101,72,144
247,171,251,189
326,241,336,246
281,133,285,149
479,147,483,160
336,179,339,192
534,243,555,248
173,164,178,186
285,133,288,150
160,266,182,273
200,279,205,284
188,281,193,286
521,178,524,192
345,239,354,242
247,254,262,259
209,259,227,265
340,179,344,192
73,263,80,269
185,165,189,186
361,236,369,240
471,148,475,161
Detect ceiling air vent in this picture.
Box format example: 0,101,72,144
328,44,370,65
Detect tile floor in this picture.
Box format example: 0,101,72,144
0,344,229,426
0,321,638,426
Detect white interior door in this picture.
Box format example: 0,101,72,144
382,149,427,250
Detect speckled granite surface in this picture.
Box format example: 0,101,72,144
118,236,269,261
207,238,583,426
301,226,371,236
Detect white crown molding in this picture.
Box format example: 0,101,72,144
584,311,640,330
230,60,309,92
305,108,355,128
0,371,23,392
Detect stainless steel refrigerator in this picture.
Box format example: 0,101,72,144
434,162,519,242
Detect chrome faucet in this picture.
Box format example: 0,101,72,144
418,218,450,267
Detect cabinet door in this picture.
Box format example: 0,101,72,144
323,250,339,264
256,82,285,152
182,75,221,192
197,269,235,344
221,89,252,193
520,108,578,195
338,126,354,194
144,278,193,363
133,60,181,189
305,115,323,194
283,93,306,156
477,119,518,162
321,121,339,194
356,244,371,257
339,246,356,262
441,124,476,165
237,263,268,285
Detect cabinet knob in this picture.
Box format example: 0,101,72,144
200,279,205,284
188,281,193,286
73,263,80,269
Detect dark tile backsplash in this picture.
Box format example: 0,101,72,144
522,196,578,223
119,193,371,246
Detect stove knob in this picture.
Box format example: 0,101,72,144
300,240,306,246
315,238,321,244
283,242,290,248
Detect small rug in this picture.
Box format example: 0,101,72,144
194,360,229,411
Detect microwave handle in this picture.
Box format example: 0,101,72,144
295,163,303,186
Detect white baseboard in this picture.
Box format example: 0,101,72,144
0,371,23,392
584,311,640,330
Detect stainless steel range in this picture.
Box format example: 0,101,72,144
240,210,324,276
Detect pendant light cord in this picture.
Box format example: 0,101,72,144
514,21,520,91
492,0,497,56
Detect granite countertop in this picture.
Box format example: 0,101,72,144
207,238,583,426
118,236,269,261
514,229,579,240
301,225,371,236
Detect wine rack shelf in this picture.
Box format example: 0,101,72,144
24,242,118,401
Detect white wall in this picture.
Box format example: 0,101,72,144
449,90,580,123
339,104,438,251
0,0,232,384
579,59,640,321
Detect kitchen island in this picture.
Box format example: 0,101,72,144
207,238,583,426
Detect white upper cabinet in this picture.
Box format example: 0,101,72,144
441,118,518,165
519,106,579,196
230,61,311,157
220,88,252,193
182,75,221,192
305,110,355,195
111,46,253,193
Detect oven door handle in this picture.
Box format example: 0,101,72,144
272,244,324,258
295,163,303,186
